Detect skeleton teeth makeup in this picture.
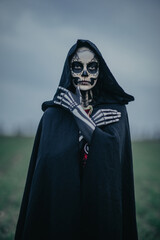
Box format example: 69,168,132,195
71,47,99,91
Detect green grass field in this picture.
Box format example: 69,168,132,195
132,141,160,240
0,136,160,240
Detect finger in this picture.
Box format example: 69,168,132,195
95,116,115,124
105,119,119,124
104,115,121,120
93,109,119,117
107,109,118,112
93,111,121,120
94,112,118,119
76,86,81,97
57,96,70,106
76,86,82,105
92,112,103,121
61,103,70,110
92,109,101,119
58,86,69,92
103,112,121,116
54,98,70,109
53,100,61,105
103,113,121,118
59,91,73,104
76,85,80,94
95,114,121,124
96,119,119,127
54,101,70,110
57,96,62,100
101,109,118,112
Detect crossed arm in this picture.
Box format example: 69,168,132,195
54,86,121,143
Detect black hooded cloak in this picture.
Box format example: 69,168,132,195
15,40,138,240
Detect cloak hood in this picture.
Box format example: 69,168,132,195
42,39,134,111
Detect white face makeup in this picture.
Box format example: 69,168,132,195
71,47,99,91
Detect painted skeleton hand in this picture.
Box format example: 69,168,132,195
79,109,121,142
54,86,121,143
91,109,121,127
54,86,96,143
54,86,81,111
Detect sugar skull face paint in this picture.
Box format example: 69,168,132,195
71,47,99,91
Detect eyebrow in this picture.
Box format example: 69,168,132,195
90,57,98,62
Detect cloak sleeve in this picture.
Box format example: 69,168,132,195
15,118,43,240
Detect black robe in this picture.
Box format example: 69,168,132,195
15,39,138,240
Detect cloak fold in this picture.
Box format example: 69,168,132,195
15,39,138,240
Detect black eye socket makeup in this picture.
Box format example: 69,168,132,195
87,62,99,74
71,62,83,73
71,61,99,74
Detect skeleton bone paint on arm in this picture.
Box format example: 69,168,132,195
54,86,96,143
54,86,121,143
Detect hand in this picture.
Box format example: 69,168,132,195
91,109,121,127
54,86,82,112
54,86,95,143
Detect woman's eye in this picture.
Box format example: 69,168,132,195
88,66,96,70
87,62,98,73
75,66,81,69
72,62,83,73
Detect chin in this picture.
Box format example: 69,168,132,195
79,85,93,91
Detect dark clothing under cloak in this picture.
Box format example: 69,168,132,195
15,40,138,240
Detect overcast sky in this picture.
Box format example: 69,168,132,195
0,0,160,139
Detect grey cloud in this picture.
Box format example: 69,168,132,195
0,0,160,137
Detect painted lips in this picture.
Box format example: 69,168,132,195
78,81,91,85
73,77,96,86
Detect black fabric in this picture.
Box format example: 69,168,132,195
15,39,138,240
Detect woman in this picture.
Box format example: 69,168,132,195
15,39,138,240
